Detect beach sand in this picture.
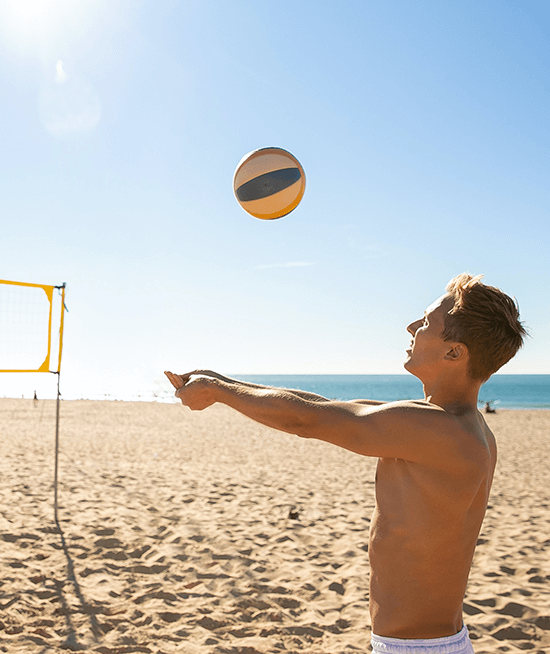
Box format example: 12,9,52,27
0,398,548,653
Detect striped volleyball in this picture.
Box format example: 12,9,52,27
233,147,306,220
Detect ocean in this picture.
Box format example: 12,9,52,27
235,374,550,409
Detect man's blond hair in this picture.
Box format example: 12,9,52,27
442,273,527,382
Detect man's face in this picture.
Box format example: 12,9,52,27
404,295,454,378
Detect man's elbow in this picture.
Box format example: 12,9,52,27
289,413,323,440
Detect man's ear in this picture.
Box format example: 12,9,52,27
445,342,468,362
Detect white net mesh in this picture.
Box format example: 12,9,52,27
0,282,52,372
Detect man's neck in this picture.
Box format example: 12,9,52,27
422,375,481,415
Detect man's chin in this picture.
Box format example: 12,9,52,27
403,358,420,380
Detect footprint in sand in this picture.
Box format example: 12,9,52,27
94,528,116,536
496,601,536,619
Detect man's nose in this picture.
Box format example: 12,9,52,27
407,320,420,336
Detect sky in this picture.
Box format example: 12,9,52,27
0,0,549,400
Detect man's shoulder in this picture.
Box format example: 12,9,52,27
366,400,489,465
369,399,450,422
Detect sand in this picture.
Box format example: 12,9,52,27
0,398,549,654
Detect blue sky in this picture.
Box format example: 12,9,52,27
1,0,549,400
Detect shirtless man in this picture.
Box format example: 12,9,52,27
165,273,526,654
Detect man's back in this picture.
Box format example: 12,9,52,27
368,401,497,638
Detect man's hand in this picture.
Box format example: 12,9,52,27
164,371,217,411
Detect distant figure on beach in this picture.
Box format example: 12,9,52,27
484,401,496,414
33,390,38,407
166,273,526,654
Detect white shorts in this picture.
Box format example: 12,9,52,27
371,624,475,654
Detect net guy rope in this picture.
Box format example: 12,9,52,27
0,278,67,522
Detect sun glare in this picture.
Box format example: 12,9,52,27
1,0,90,43
10,0,51,23
4,0,59,30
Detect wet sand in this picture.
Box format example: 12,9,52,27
0,399,548,653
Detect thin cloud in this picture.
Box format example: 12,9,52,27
254,262,317,270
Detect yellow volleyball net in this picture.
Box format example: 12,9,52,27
0,278,65,374
0,278,67,521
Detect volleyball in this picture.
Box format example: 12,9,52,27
233,147,306,220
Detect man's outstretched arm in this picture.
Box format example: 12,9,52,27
165,371,437,462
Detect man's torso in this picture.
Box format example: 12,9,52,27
368,404,496,639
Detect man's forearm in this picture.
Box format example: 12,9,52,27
194,371,332,404
210,380,332,436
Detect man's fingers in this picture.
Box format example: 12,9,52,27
164,371,186,389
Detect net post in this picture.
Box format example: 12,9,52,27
54,371,61,524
